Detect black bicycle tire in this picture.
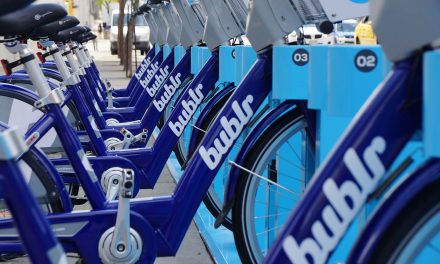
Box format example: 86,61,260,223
368,179,440,263
0,85,83,130
232,107,309,264
191,89,235,230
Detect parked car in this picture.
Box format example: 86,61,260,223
355,16,378,45
334,19,357,44
110,10,151,55
302,24,334,45
286,24,334,45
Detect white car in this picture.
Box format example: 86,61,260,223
334,19,357,44
302,24,334,45
110,10,151,55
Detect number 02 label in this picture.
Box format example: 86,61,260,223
355,49,377,73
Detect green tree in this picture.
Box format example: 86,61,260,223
97,0,112,18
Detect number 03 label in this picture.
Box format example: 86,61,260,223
292,49,309,67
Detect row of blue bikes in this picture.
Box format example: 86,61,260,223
0,0,438,263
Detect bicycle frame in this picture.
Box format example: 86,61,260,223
0,51,219,195
52,51,219,188
84,48,170,121
0,48,276,263
77,49,193,142
264,58,431,263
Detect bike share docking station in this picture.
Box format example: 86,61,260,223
162,44,428,263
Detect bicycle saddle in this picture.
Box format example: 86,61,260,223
0,3,67,36
31,16,80,40
83,26,92,33
0,0,34,16
52,26,88,43
76,32,96,44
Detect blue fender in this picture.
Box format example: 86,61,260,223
15,67,63,81
5,70,61,90
0,83,41,100
0,122,72,211
347,158,440,263
214,100,298,227
187,82,236,161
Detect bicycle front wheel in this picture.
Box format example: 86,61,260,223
232,107,314,263
369,179,440,264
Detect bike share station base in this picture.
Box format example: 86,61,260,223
274,44,425,262
154,43,432,263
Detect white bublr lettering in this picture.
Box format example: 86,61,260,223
139,62,159,88
168,84,204,137
134,57,152,80
153,73,182,112
282,136,386,264
199,95,254,170
145,66,170,98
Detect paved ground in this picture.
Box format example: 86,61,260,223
10,38,214,264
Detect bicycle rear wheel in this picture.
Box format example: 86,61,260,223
232,107,314,263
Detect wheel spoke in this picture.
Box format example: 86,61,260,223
229,161,301,196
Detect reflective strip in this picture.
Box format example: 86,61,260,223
88,115,102,139
77,149,98,182
48,243,68,264
93,99,103,117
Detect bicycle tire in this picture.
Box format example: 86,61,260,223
232,107,312,263
0,150,64,262
0,85,83,130
369,179,440,263
190,88,235,230
20,150,64,212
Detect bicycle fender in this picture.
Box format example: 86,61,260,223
347,158,440,263
7,70,61,89
215,101,296,227
0,83,40,100
0,122,73,211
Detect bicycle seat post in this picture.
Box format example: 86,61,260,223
3,40,53,99
41,38,80,86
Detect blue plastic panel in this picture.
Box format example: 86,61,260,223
327,46,391,116
191,46,201,74
219,46,236,83
191,47,212,75
174,45,186,66
201,47,212,66
163,44,171,60
273,46,310,100
424,50,440,157
234,46,257,85
308,46,329,110
154,43,160,55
